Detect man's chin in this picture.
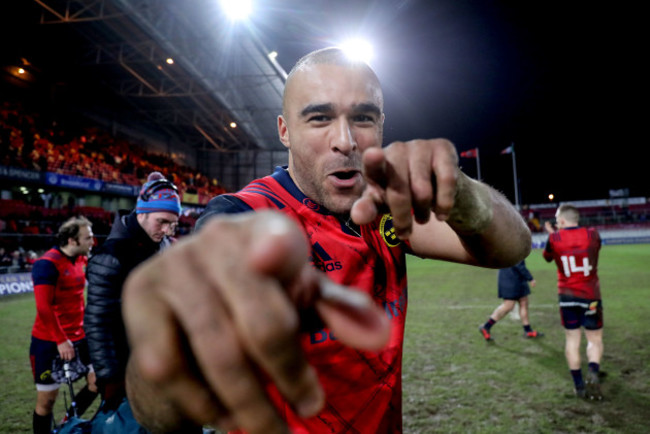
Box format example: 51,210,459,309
324,194,360,215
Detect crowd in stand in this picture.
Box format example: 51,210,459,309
1,100,216,271
0,245,36,273
1,101,227,204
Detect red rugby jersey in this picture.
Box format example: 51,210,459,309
31,247,88,344
217,168,410,433
543,226,601,299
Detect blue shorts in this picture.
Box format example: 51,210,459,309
558,295,603,330
29,336,92,391
498,284,531,300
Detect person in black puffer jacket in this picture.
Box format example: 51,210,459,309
84,172,181,422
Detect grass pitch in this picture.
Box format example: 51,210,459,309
403,243,650,433
1,244,649,433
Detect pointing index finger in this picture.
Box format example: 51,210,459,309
361,147,387,188
430,140,459,220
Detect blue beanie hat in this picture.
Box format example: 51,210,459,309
136,172,181,216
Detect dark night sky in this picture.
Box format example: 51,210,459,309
3,1,645,205
255,0,645,205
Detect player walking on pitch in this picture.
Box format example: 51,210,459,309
544,204,604,400
479,259,544,341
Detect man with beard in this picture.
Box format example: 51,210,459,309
30,216,97,433
122,47,532,433
84,172,180,429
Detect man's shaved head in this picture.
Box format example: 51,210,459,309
283,47,383,118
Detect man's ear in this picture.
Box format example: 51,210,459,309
278,115,290,149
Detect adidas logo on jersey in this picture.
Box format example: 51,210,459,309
310,242,342,273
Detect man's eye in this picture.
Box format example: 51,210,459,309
354,114,374,123
308,115,330,122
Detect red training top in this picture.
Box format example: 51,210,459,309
543,226,602,299
211,167,411,433
31,247,88,344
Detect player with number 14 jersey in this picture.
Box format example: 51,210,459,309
543,226,601,300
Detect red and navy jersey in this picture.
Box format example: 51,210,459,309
543,226,601,299
31,247,88,344
199,167,411,433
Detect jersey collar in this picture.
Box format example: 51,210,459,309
270,166,363,237
271,166,332,216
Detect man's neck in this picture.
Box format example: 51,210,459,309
59,245,77,258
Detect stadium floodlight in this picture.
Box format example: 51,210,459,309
166,58,174,65
220,0,252,21
339,39,374,64
268,51,278,60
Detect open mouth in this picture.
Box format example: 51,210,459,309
332,170,358,180
328,170,361,188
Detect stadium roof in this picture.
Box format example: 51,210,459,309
3,1,645,203
3,0,287,152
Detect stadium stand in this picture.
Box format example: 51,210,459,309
523,199,650,248
1,99,218,269
1,101,227,203
522,199,650,232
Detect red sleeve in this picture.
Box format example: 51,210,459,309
33,283,68,344
542,238,554,262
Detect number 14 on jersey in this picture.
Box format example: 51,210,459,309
560,255,592,277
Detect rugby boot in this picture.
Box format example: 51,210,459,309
585,370,603,401
479,325,493,342
524,330,545,339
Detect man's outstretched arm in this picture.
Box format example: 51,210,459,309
351,138,531,268
123,211,390,433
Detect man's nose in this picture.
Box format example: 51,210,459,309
330,119,357,155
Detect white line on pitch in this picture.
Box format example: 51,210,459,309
444,304,557,310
